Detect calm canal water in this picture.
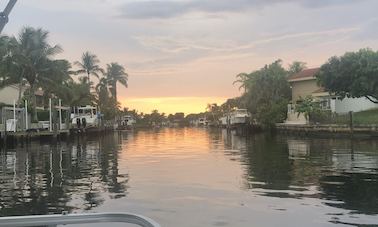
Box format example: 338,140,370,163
1,128,378,227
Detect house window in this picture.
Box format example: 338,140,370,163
319,99,331,110
36,96,44,107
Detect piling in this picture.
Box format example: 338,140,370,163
349,111,354,134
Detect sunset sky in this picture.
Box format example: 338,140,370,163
2,0,378,114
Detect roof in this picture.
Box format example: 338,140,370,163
312,87,326,93
311,87,330,97
35,89,44,96
288,68,320,82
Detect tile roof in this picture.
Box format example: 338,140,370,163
288,68,320,81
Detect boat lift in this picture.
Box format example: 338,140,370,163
0,212,161,227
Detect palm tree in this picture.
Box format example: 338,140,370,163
0,36,13,81
233,72,252,93
105,62,128,103
74,51,103,87
95,77,109,106
0,35,25,103
206,103,221,124
59,80,92,107
40,59,74,104
2,27,63,121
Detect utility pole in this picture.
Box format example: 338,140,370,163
0,0,17,33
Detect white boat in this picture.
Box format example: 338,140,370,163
198,118,209,126
220,116,229,126
230,109,250,125
71,105,99,129
0,212,160,227
118,115,136,129
220,109,250,127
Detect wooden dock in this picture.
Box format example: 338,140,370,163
0,129,71,145
6,129,70,137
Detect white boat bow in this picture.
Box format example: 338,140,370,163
0,212,161,227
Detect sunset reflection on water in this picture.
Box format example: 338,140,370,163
1,128,378,227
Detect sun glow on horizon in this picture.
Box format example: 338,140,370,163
119,96,228,115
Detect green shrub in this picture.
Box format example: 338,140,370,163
37,110,50,121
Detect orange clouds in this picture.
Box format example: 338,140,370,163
119,96,228,114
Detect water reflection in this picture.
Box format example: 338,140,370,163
221,129,378,216
0,133,128,216
1,128,378,226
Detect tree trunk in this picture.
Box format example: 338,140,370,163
87,72,90,85
114,84,117,104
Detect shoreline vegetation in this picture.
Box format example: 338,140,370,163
0,26,128,123
130,48,378,132
2,26,378,134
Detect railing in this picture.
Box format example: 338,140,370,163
0,212,161,227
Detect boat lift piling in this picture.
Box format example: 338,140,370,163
25,99,28,130
0,99,71,146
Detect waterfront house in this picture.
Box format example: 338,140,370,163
0,84,45,108
286,68,378,124
0,85,70,132
0,84,25,105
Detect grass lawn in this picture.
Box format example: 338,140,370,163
353,108,378,124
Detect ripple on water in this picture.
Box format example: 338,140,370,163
1,129,378,227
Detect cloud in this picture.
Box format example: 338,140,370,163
118,0,363,19
134,27,359,53
352,18,378,41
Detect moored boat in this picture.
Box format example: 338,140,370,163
71,105,100,132
117,115,136,130
220,109,251,127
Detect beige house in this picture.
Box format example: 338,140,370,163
0,84,45,108
286,68,378,124
0,84,25,105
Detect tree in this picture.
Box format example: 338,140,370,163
0,35,22,95
1,27,63,121
295,96,319,120
234,72,253,93
105,62,128,103
288,61,307,75
59,79,93,107
93,77,120,120
317,48,378,104
95,77,110,107
150,110,165,125
220,97,243,113
206,103,222,124
174,112,185,120
39,59,74,105
234,60,291,127
138,110,166,126
75,51,103,88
